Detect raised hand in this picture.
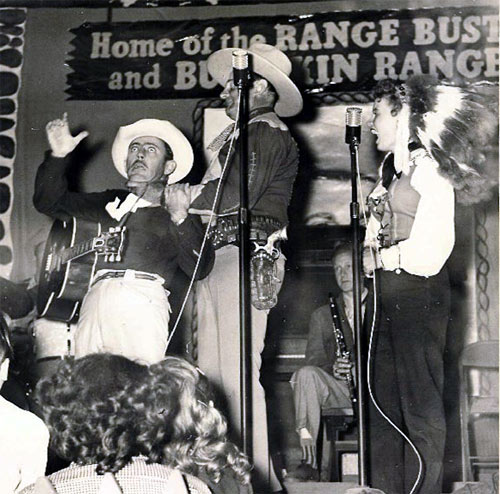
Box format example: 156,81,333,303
46,113,88,158
163,183,191,225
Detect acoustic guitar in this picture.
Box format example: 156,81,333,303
37,217,126,322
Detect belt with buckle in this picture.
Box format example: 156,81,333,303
209,215,282,250
92,270,162,286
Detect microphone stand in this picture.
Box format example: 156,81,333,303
235,58,252,460
348,128,369,487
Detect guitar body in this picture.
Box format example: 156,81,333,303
37,218,101,322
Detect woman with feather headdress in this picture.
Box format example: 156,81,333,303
363,75,497,494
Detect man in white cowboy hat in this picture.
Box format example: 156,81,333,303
34,114,213,365
164,43,302,493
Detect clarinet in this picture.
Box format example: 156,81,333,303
328,292,357,408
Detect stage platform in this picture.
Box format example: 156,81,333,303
283,481,359,494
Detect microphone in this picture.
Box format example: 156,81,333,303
232,49,250,88
345,107,362,145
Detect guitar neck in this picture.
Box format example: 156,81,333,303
60,239,95,264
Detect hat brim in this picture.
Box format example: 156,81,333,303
111,119,193,184
207,48,303,118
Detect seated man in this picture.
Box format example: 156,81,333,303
33,115,213,364
0,314,49,493
289,243,368,481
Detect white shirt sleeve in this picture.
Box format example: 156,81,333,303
0,457,21,494
0,397,50,494
17,416,50,492
379,153,455,277
365,214,381,249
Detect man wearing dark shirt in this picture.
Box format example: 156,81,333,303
164,44,302,493
290,243,368,481
34,115,212,364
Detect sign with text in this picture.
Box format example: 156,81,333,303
67,6,499,100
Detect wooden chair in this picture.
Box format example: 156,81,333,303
459,340,499,481
317,406,357,482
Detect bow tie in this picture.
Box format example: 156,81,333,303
105,193,152,221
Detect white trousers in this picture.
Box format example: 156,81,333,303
196,245,284,492
75,275,170,364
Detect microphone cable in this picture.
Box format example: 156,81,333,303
167,91,242,348
356,163,424,494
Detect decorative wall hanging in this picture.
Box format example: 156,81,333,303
0,8,25,277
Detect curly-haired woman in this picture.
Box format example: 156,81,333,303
134,356,252,494
20,353,211,494
364,75,496,494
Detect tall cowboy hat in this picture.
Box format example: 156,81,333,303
207,43,303,118
111,119,194,184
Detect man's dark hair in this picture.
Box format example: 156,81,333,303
158,139,174,162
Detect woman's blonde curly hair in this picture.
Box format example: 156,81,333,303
131,355,252,485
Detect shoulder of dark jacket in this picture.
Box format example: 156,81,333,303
249,111,290,133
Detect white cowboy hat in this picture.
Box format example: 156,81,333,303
207,43,303,118
111,118,193,184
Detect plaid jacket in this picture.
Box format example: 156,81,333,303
20,457,211,494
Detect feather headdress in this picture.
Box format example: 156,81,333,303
377,75,498,204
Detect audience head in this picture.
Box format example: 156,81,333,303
34,353,150,474
134,355,252,485
35,353,251,486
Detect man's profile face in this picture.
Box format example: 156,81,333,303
126,136,168,184
220,79,240,121
220,78,262,121
333,251,353,293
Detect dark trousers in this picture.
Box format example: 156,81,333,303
368,268,450,494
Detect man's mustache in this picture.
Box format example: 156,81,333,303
130,160,146,169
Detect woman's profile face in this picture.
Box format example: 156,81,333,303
371,96,399,153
